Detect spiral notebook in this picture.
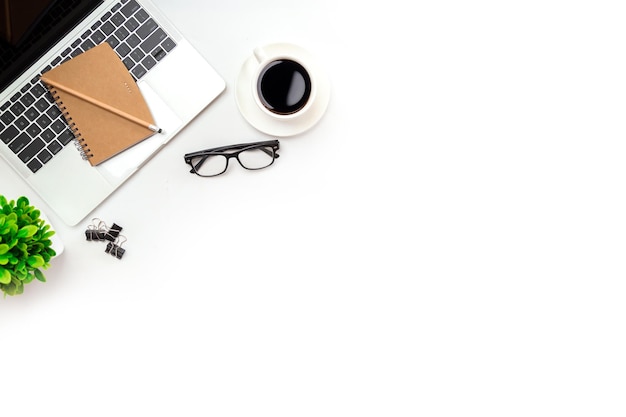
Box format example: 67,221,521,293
40,42,157,165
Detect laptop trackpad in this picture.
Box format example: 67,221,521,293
96,82,182,184
140,40,226,123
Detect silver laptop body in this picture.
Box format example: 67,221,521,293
0,0,225,225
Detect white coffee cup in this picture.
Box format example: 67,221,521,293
236,43,330,137
251,46,315,119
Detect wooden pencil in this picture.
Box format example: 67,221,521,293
39,76,162,133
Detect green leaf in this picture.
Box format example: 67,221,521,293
42,231,55,240
27,255,44,268
17,225,38,239
17,196,29,208
2,277,24,296
0,267,11,284
15,269,27,280
0,243,8,255
34,269,46,282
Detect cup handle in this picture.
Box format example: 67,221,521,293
253,46,268,64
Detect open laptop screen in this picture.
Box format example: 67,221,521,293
0,0,101,92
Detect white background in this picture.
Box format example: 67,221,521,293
2,1,625,415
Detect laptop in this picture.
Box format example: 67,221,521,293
0,0,225,225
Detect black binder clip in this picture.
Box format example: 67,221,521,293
85,218,108,241
85,229,106,241
105,223,123,242
105,235,126,260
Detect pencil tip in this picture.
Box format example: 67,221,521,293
148,124,162,133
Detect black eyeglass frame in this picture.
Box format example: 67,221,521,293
184,140,280,177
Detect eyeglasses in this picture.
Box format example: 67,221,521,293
184,140,280,177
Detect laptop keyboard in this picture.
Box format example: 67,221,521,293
0,0,177,174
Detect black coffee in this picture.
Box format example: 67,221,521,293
257,59,312,115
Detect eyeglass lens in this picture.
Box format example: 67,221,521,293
190,146,275,177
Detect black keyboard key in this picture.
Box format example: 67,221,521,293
141,55,156,71
18,138,44,162
141,28,166,54
111,12,125,27
27,158,42,173
48,140,63,154
1,111,15,124
47,106,62,119
91,20,102,31
122,57,134,70
15,116,29,130
131,65,147,79
10,92,20,102
26,124,41,138
31,84,46,97
101,11,112,22
124,17,139,32
107,36,120,49
36,114,52,129
9,132,32,154
91,30,106,44
20,93,35,107
126,33,140,48
136,18,157,39
51,119,66,133
61,47,71,57
111,2,122,13
121,0,140,17
1,125,18,144
71,48,83,58
41,128,56,142
1,101,10,111
117,42,131,57
101,21,115,36
20,83,31,94
38,148,53,164
135,9,149,23
152,47,166,61
115,26,129,41
58,129,74,145
162,37,176,52
25,108,39,122
81,39,96,51
130,48,144,62
51,56,62,67
71,38,81,49
10,102,25,116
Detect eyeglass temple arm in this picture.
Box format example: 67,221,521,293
184,140,279,159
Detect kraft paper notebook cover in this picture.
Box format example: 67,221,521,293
40,42,158,166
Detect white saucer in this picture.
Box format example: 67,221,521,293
235,43,330,137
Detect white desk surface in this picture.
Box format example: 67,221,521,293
2,1,625,415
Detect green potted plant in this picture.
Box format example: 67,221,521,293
0,195,57,296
